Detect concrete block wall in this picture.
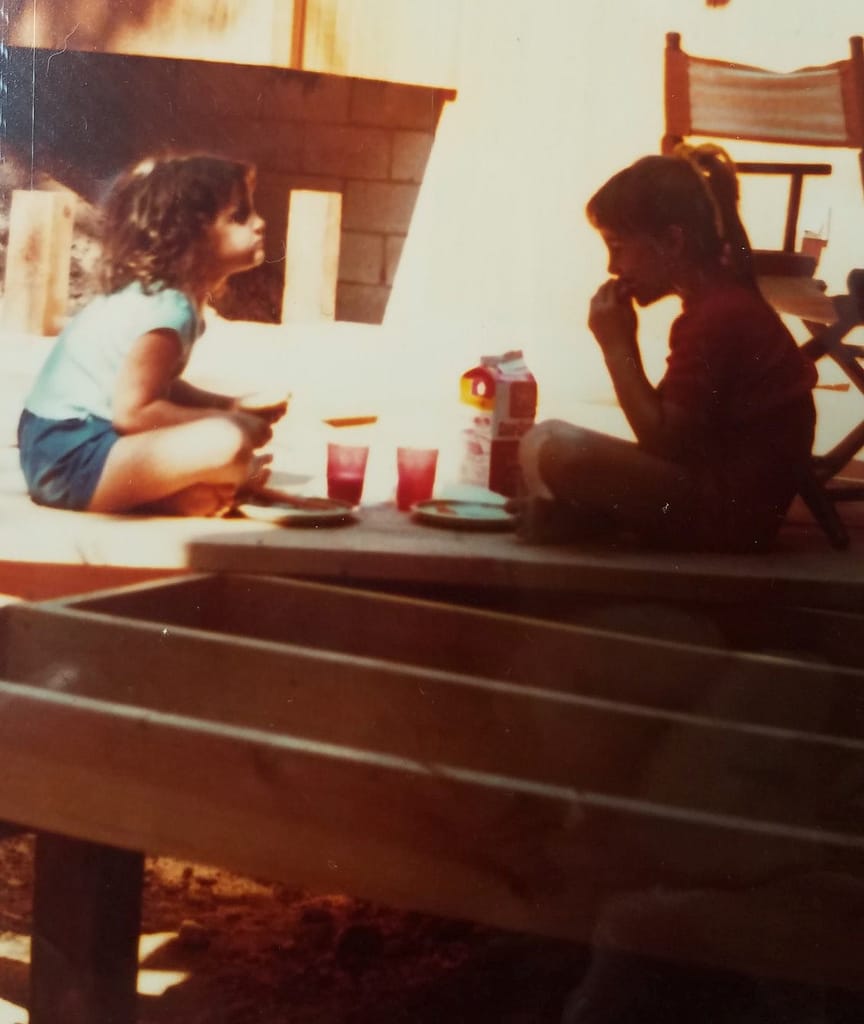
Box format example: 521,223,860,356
175,62,447,323
4,46,453,324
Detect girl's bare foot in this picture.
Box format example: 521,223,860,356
235,453,274,501
137,483,237,517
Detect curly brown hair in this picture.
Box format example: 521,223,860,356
99,153,254,296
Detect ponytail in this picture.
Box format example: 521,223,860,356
587,146,757,288
673,143,757,287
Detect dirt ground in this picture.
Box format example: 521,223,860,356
0,834,588,1024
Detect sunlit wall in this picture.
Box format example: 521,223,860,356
385,0,864,439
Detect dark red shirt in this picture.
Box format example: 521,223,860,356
658,280,816,548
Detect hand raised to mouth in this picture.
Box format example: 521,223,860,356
588,279,639,358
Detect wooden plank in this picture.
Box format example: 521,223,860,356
281,190,342,323
329,578,864,669
65,573,864,734
11,0,298,68
45,192,76,335
30,834,143,1024
0,677,859,990
288,0,308,68
4,596,864,850
186,505,864,613
4,577,864,990
2,190,74,336
0,562,187,602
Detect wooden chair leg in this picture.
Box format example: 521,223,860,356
30,833,144,1024
797,469,850,550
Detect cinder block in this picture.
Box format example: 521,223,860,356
391,130,434,183
275,173,345,194
339,232,385,285
303,125,391,180
350,80,441,130
342,182,420,234
175,64,350,123
179,116,304,172
336,283,390,324
384,235,405,286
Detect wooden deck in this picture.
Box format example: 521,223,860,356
1,573,863,1017
0,320,863,1020
0,319,862,605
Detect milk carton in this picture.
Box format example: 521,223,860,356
459,350,537,497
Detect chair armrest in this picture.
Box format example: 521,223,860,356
736,163,833,253
752,251,817,277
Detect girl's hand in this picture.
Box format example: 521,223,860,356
588,279,638,359
230,410,274,448
235,390,291,425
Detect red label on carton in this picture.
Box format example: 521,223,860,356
459,350,537,496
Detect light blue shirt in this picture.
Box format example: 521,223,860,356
25,283,204,422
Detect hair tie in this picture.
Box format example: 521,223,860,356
131,158,156,178
672,142,736,240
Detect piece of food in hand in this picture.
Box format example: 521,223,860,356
613,278,634,301
237,390,292,420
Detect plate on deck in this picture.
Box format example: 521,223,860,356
412,499,517,531
237,494,356,527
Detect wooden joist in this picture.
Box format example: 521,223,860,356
1,574,863,992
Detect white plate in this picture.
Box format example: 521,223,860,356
237,495,356,527
412,499,517,531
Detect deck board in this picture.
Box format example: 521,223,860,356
0,322,860,609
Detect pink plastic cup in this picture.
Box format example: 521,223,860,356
327,443,369,505
396,447,438,511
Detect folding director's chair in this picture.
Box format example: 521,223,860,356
663,32,864,548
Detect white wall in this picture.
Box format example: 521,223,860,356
384,0,864,437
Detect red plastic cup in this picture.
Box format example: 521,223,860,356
800,231,828,264
396,447,438,511
327,442,369,505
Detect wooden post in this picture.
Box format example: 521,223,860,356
46,192,77,334
289,0,308,68
30,833,144,1024
2,189,76,336
281,189,342,322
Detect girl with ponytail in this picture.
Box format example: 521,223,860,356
519,147,817,551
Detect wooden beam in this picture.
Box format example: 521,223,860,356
2,190,75,336
289,0,308,68
0,562,187,603
30,833,143,1024
281,189,342,322
3,575,864,989
0,666,859,990
67,573,864,725
3,585,864,877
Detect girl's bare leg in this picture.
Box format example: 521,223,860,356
87,417,259,514
519,419,695,540
137,483,238,518
133,454,273,517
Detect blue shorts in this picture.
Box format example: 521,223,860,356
18,410,119,511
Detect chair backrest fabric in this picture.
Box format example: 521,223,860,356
664,34,864,157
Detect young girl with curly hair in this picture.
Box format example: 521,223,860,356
18,153,286,517
519,146,817,552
